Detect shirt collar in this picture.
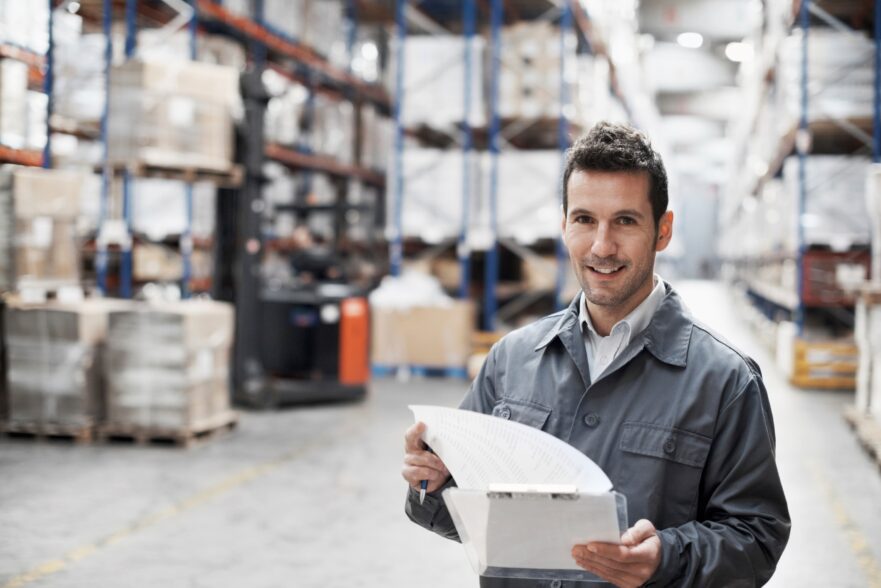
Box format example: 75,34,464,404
578,275,666,339
535,279,692,368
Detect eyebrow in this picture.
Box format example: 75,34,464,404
568,208,647,220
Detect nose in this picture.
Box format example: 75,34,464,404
590,223,616,258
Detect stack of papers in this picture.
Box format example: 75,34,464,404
411,405,626,580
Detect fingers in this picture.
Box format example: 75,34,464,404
621,519,656,546
402,422,450,492
570,553,644,588
404,422,426,453
571,530,662,588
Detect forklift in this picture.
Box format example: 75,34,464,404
214,68,375,407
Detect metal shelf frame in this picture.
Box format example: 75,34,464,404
390,0,599,330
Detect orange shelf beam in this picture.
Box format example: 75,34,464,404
0,145,43,167
197,0,390,107
265,143,385,187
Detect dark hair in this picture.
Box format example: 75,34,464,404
563,121,668,227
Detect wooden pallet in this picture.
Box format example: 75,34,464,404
97,411,239,448
1,421,95,444
843,406,881,469
791,339,858,390
104,161,244,188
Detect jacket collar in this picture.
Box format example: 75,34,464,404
533,282,692,368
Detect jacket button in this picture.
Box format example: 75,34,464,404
663,439,676,454
583,413,600,428
550,581,562,588
498,406,511,420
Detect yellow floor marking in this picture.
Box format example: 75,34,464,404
2,414,362,588
808,460,881,588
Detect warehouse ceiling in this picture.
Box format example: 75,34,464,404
638,0,757,186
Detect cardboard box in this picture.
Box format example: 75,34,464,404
14,218,80,287
371,300,474,367
108,59,238,172
13,167,84,219
133,243,183,282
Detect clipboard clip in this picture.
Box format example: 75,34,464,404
487,483,580,500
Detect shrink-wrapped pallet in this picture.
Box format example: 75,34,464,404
104,301,234,431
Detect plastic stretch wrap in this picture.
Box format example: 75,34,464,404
104,301,234,431
3,300,124,427
778,30,875,122
0,59,28,150
108,59,239,172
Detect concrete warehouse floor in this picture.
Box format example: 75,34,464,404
2,281,881,588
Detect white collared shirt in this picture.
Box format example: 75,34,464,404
579,275,666,382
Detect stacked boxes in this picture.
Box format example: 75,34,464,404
778,30,874,124
108,59,239,172
782,155,871,251
499,22,578,120
400,36,485,129
0,59,28,149
4,299,127,428
311,95,355,164
104,301,234,431
360,105,393,171
11,167,85,290
370,275,474,370
0,0,49,54
493,151,563,243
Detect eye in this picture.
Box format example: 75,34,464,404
573,215,593,224
617,216,637,225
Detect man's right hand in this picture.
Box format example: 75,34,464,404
402,422,451,493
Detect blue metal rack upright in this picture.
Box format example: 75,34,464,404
390,0,407,278
42,0,54,169
875,0,881,163
96,0,113,295
459,0,476,301
483,0,502,331
555,0,573,311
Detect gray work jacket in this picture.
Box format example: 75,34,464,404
406,285,790,587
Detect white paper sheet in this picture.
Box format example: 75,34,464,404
409,405,612,494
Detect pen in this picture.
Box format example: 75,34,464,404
419,479,428,504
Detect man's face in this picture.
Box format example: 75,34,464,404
562,170,673,312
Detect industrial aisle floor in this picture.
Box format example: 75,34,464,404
2,281,881,588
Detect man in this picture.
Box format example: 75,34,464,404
402,122,790,587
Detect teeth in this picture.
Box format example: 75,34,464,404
592,267,619,274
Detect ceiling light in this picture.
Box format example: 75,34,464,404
725,42,750,62
677,32,703,49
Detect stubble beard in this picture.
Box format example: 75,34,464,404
577,256,654,309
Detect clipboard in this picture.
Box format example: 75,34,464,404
443,484,629,582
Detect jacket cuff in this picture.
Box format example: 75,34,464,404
404,478,456,531
645,529,683,586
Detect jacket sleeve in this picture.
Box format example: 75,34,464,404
648,374,791,587
404,344,502,541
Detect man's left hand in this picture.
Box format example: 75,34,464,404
571,519,662,588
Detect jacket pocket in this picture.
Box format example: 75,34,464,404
619,421,711,468
492,397,551,430
617,422,712,527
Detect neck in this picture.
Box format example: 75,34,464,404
584,277,656,337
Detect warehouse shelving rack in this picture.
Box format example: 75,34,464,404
721,0,880,389
0,26,48,168
190,0,390,405
389,0,640,331
61,0,389,300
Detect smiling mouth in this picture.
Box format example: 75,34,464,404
587,264,625,276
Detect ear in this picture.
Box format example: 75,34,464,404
655,211,674,252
